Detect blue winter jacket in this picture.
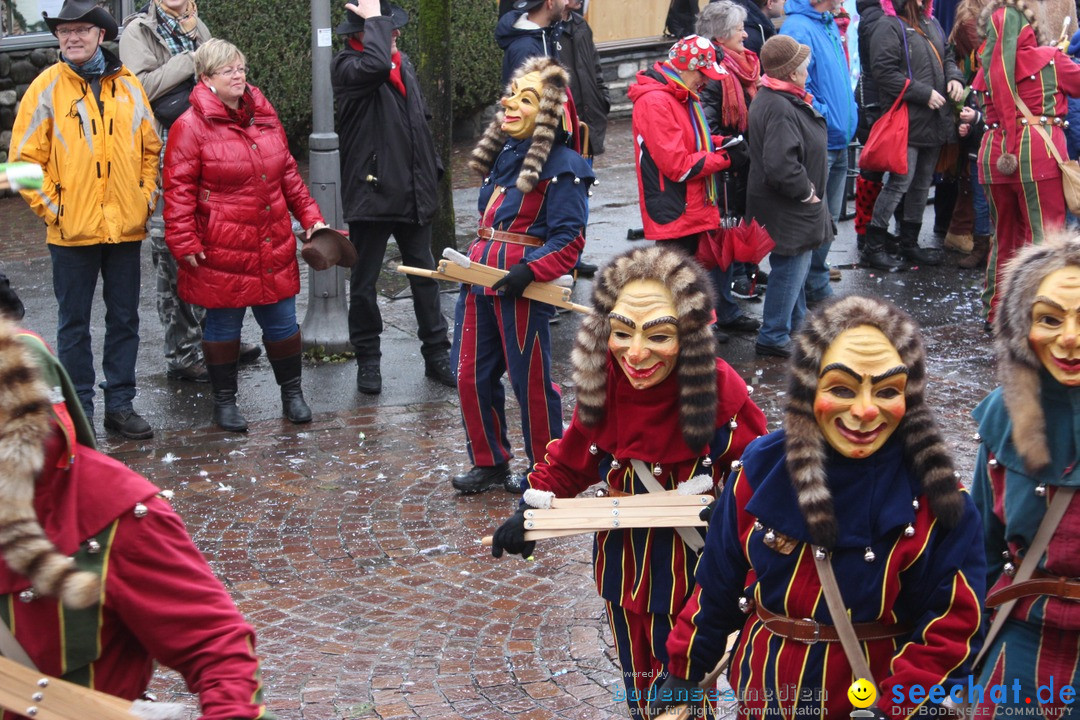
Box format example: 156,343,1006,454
780,0,858,150
1067,30,1080,159
496,10,564,84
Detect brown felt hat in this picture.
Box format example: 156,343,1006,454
301,228,357,271
759,35,810,79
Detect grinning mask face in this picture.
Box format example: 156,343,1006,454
814,325,908,458
608,279,680,391
500,71,544,140
1029,265,1080,386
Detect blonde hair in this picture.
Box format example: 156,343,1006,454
194,38,247,79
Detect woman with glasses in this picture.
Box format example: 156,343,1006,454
163,38,327,432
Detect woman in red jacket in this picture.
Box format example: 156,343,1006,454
164,39,326,432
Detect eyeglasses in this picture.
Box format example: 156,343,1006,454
214,66,247,78
56,25,98,39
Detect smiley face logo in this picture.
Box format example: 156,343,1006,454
848,678,877,708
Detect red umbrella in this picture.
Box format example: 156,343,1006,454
728,218,775,265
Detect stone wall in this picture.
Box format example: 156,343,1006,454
0,46,58,163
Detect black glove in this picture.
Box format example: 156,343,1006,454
720,136,749,172
0,272,25,321
491,508,536,559
645,675,702,718
491,262,535,299
699,496,719,525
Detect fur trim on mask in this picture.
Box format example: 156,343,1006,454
571,245,717,451
994,234,1080,473
467,57,570,194
787,296,964,549
0,317,100,608
978,0,1061,44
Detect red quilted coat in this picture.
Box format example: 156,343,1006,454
163,82,323,309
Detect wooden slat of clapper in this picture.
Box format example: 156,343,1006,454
396,261,590,314
0,655,140,720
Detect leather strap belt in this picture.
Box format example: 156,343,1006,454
755,604,910,644
477,227,544,248
986,571,1080,607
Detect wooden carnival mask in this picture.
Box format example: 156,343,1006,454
1029,265,1080,386
608,279,680,391
814,325,908,459
500,71,544,140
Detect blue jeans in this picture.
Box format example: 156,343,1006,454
805,147,847,302
49,241,143,417
203,297,298,343
971,159,991,236
759,251,812,348
710,263,741,324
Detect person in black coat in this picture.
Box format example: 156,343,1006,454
560,0,610,156
332,0,454,395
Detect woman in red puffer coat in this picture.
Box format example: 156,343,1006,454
164,38,325,433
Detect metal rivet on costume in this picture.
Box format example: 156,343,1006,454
589,443,598,455
904,524,915,538
973,432,982,442
864,547,876,563
134,503,148,518
764,529,776,543
573,177,581,185
988,458,999,468
731,460,742,471
18,589,37,603
31,693,43,702
1002,550,1012,560
1036,483,1048,497
25,707,37,717
912,499,920,511
587,190,594,197
1003,561,1017,577
611,458,621,469
814,547,827,560
87,538,101,554
1021,118,1029,125
500,187,507,193
652,464,662,477
753,520,764,531
729,419,738,430
36,679,48,688
1067,121,1072,129
551,177,558,184
1041,116,1048,124
1051,59,1056,65
1030,75,1036,80
738,596,752,613
702,455,713,467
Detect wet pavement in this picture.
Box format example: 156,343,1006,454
0,117,995,719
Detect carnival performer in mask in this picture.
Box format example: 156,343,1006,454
973,236,1080,718
491,246,767,719
652,295,984,719
450,57,595,495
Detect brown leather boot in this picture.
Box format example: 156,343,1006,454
202,339,248,432
958,234,991,269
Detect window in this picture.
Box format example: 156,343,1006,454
2,0,131,42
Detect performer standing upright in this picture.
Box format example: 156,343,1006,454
450,57,594,495
491,246,766,719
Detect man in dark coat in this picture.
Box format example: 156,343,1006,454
331,0,454,395
560,0,610,156
497,0,567,85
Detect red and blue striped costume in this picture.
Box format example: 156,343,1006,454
667,431,985,718
0,428,272,720
452,137,593,470
523,360,766,718
972,382,1080,719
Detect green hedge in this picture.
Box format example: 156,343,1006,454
198,0,501,148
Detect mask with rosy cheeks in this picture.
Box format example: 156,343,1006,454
607,279,680,391
500,71,543,140
813,325,908,459
1029,265,1080,386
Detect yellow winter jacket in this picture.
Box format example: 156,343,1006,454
10,49,161,246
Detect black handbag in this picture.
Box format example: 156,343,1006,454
151,78,195,129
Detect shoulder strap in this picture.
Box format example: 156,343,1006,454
973,485,1076,669
629,459,705,552
0,619,37,670
812,551,878,696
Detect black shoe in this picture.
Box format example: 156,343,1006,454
357,364,382,395
900,245,944,267
731,277,756,300
575,260,598,278
280,378,312,424
103,410,154,439
984,320,993,334
451,463,511,494
425,357,456,388
755,342,792,358
750,268,768,286
719,315,761,333
238,342,261,365
713,326,730,344
860,248,907,272
504,475,525,493
166,362,210,383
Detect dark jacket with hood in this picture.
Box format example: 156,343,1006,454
331,15,442,225
497,10,564,84
727,0,777,55
745,86,831,255
855,0,887,141
870,0,964,148
561,10,611,154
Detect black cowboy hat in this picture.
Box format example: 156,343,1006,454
43,0,119,42
335,0,409,34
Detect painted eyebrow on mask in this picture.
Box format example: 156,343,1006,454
642,316,678,330
819,363,908,384
609,312,635,328
1033,296,1067,313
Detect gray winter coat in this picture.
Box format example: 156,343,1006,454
746,86,831,256
119,7,209,103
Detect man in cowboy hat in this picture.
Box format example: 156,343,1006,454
332,0,454,396
10,0,160,440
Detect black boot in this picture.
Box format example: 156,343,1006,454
202,340,248,432
899,221,943,266
264,331,312,424
860,226,906,272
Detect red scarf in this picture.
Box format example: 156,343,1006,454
348,37,406,96
718,47,760,132
759,74,814,106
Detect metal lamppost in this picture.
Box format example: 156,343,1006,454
302,0,351,353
